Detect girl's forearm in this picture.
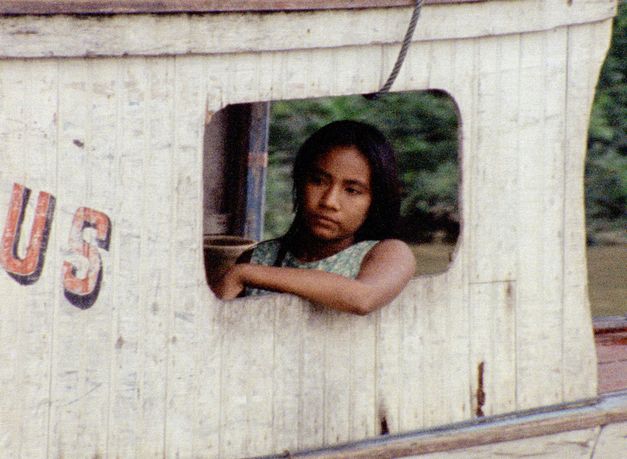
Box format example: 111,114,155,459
237,264,381,315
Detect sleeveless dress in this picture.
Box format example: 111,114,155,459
244,239,379,296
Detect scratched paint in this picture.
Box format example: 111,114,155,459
0,182,112,309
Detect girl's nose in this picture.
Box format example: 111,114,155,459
320,185,340,210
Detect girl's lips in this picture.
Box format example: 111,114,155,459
312,214,340,226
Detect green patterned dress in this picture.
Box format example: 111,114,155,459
244,239,379,296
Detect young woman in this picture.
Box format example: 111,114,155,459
213,120,416,315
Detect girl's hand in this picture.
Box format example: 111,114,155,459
212,264,246,299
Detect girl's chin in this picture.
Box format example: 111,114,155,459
308,228,352,244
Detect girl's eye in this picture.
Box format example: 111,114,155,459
345,187,362,195
307,174,324,185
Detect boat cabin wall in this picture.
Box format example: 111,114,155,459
0,1,616,457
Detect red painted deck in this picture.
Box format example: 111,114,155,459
595,316,627,394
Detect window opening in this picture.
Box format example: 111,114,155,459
202,91,461,285
265,91,461,276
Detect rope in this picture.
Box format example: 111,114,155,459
365,0,424,100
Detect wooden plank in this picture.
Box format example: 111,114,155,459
398,281,425,430
468,33,518,283
239,296,275,456
441,270,472,424
515,29,563,410
218,300,252,456
0,0,486,15
375,301,402,435
416,427,598,458
0,0,616,59
323,312,352,445
592,421,627,459
218,296,276,456
562,20,613,402
133,58,176,457
298,301,327,450
348,311,377,441
105,57,148,458
286,391,627,458
420,277,455,428
271,295,303,453
163,55,207,458
469,281,516,417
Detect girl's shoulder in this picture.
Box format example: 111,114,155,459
360,238,416,270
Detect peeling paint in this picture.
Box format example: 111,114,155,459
476,361,486,417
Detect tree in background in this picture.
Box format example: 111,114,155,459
586,3,626,244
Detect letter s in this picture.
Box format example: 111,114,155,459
62,207,111,309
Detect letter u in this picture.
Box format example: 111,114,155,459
0,183,55,285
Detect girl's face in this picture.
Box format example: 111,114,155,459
301,145,372,244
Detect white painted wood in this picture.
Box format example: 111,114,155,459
562,20,612,402
348,306,377,441
408,427,600,458
271,295,303,453
324,312,354,444
376,297,402,434
469,281,517,418
297,298,327,450
398,280,426,429
592,421,627,459
0,1,617,457
162,55,209,458
469,34,519,283
132,57,177,458
106,57,151,458
0,0,615,58
514,29,564,410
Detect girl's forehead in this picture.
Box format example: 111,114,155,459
316,145,367,166
314,145,372,183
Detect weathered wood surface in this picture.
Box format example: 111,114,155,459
0,0,484,15
592,420,627,459
282,390,627,458
0,0,615,58
0,0,617,457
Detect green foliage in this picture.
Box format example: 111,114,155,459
586,3,626,243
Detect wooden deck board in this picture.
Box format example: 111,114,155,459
595,317,627,394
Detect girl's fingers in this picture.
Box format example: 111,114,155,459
212,266,245,299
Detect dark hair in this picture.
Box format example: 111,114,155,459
288,120,401,241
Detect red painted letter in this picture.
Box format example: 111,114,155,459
63,207,111,309
0,183,55,285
